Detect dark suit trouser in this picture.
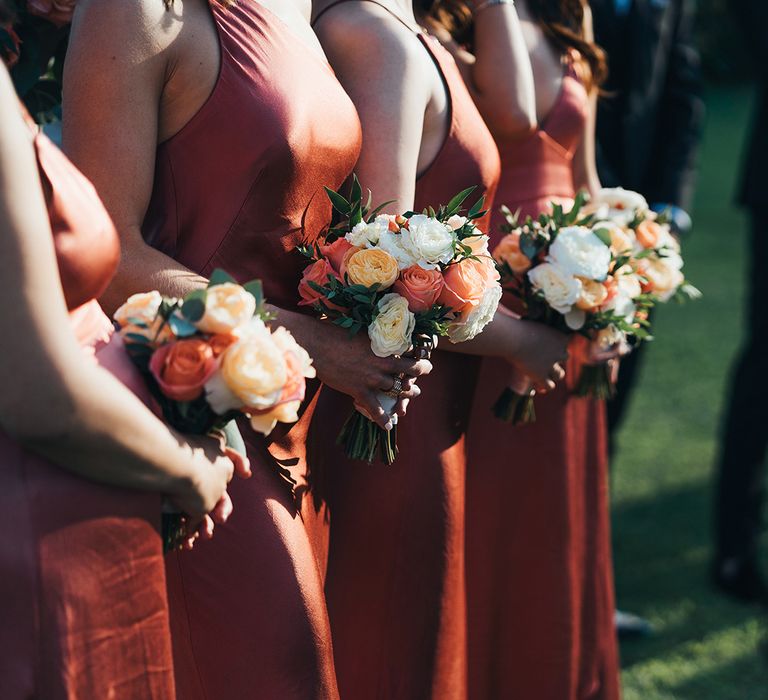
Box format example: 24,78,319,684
714,208,768,561
607,326,648,458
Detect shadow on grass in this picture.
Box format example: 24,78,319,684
612,480,768,670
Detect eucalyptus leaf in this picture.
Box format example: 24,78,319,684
181,290,208,322
208,268,237,287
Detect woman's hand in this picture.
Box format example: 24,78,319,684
305,322,433,431
504,320,569,393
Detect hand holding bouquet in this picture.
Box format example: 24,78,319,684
298,177,502,464
114,270,315,548
492,190,699,423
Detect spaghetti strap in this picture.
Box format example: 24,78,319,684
313,0,422,33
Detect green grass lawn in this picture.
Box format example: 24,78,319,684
613,83,768,699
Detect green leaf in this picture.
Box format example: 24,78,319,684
208,269,237,287
349,174,363,206
467,196,486,219
125,333,151,345
168,314,198,337
444,186,477,217
592,227,613,248
243,279,265,309
181,289,207,322
324,187,352,215
367,200,397,221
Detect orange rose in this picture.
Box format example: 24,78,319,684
493,231,531,275
393,265,445,313
209,333,236,358
298,258,343,311
150,339,218,402
635,219,664,249
439,258,489,314
320,237,356,277
576,277,609,311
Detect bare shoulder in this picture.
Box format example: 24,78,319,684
313,1,426,68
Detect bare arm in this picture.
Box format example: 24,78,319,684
432,2,536,139
63,0,207,316
572,7,601,196
0,65,231,519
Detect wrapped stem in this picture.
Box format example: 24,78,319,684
493,369,536,425
338,334,434,465
574,362,616,400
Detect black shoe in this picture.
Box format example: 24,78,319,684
615,609,654,639
712,557,768,605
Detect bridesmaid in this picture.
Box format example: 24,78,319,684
61,0,432,697
311,1,568,697
427,1,622,698
0,23,239,700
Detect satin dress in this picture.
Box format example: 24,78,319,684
465,64,622,700
0,115,174,697
311,5,501,697
141,2,362,697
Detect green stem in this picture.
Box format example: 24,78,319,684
493,387,537,425
573,362,616,400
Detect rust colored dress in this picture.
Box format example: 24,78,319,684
465,63,622,700
0,114,174,697
310,5,501,698
141,2,362,698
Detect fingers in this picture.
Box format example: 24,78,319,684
551,363,566,382
211,492,233,525
388,357,432,378
224,447,251,480
394,397,410,418
355,393,393,431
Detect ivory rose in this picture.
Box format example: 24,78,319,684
590,187,649,226
149,339,218,402
447,215,467,231
345,248,399,289
114,290,174,346
211,323,288,412
368,293,416,357
548,226,611,281
614,266,643,299
401,214,456,269
644,254,684,301
298,258,341,309
27,0,76,27
196,283,256,334
494,231,531,275
249,327,316,435
528,263,582,314
377,229,418,270
594,221,635,256
393,265,445,313
439,258,490,314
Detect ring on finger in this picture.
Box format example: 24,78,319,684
385,375,404,398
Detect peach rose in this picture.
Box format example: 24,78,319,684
150,339,218,402
494,231,531,275
27,0,76,27
196,283,256,335
635,219,664,249
298,258,343,310
345,248,399,289
320,237,357,277
576,277,609,311
114,290,175,347
393,265,445,313
209,333,237,358
439,258,489,315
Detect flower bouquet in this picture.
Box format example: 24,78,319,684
298,176,502,465
114,270,315,549
492,189,698,423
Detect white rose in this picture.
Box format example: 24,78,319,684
606,292,636,322
548,226,611,281
447,215,467,231
401,214,456,269
591,187,649,226
368,293,416,357
270,326,317,380
447,284,502,343
345,215,391,248
377,229,419,270
528,263,582,314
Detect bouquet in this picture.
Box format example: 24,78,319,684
492,189,699,423
298,177,502,465
114,270,316,549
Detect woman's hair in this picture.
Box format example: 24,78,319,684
423,0,607,90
